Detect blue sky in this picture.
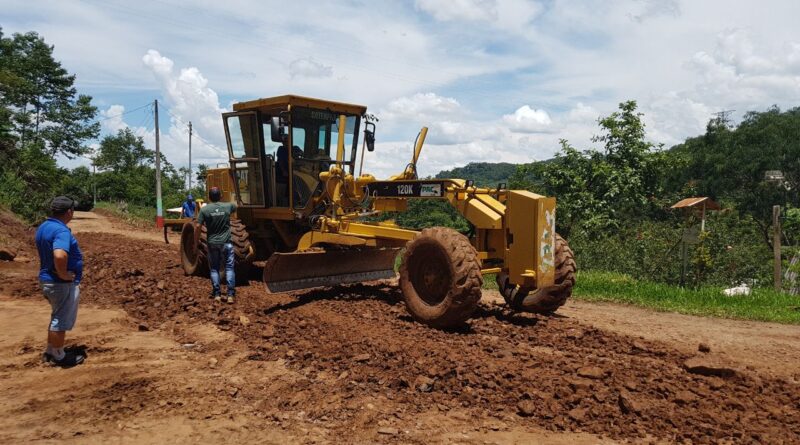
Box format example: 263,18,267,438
3,0,800,178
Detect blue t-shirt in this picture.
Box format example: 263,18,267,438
182,200,196,218
35,218,83,283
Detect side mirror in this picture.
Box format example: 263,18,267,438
365,129,375,152
270,116,284,143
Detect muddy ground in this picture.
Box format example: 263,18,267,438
0,211,798,444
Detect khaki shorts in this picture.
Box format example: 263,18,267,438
41,282,80,331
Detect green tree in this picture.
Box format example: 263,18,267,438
61,166,94,209
94,128,152,172
195,163,209,188
93,129,186,209
522,100,678,236
0,28,100,220
0,28,99,158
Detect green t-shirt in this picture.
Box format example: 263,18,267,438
197,202,237,245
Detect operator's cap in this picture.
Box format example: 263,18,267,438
50,196,76,213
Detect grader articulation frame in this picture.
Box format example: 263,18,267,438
180,95,575,327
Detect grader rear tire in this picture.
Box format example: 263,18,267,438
230,218,253,284
180,222,209,276
498,233,576,314
182,220,253,283
399,227,482,328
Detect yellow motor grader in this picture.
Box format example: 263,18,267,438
180,95,575,327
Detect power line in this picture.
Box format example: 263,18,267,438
161,105,228,156
94,102,152,123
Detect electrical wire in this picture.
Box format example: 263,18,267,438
161,105,229,156
94,102,152,122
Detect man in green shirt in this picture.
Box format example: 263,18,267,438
197,187,237,303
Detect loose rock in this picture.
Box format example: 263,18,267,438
618,390,642,415
0,248,17,261
683,357,737,378
414,375,434,392
353,353,370,362
568,407,588,421
517,400,537,417
674,390,698,404
577,366,605,379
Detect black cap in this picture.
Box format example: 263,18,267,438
209,187,221,202
50,196,76,214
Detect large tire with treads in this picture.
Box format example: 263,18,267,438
399,227,483,328
181,219,253,284
230,218,253,284
497,233,576,314
181,221,208,276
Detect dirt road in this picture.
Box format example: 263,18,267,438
0,211,798,444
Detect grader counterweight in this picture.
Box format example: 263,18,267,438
180,95,575,327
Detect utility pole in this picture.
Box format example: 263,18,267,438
188,121,193,190
155,99,164,228
92,162,96,207
774,205,782,292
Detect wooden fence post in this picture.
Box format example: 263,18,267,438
774,205,782,292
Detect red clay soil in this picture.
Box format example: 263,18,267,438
1,226,799,443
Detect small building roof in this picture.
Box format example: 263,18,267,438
671,197,721,211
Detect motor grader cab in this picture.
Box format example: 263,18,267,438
181,94,575,328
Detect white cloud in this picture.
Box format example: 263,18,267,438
379,92,462,123
414,0,541,34
288,57,333,79
565,102,599,124
140,50,228,166
628,0,681,23
682,28,800,116
415,0,498,22
502,105,553,133
363,101,603,178
99,105,128,134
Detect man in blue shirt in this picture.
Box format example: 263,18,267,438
35,196,85,367
181,194,196,218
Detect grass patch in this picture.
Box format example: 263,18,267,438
482,270,800,324
94,201,156,229
574,270,800,324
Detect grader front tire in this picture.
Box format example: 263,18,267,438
399,227,482,328
498,233,576,314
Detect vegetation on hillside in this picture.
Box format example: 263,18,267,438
436,162,518,187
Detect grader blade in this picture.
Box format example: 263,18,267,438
263,248,400,293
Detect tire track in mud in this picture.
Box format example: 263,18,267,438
4,231,799,444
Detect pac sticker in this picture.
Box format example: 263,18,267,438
420,184,442,197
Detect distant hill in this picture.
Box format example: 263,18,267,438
435,162,519,187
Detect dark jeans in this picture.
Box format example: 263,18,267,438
209,243,235,296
